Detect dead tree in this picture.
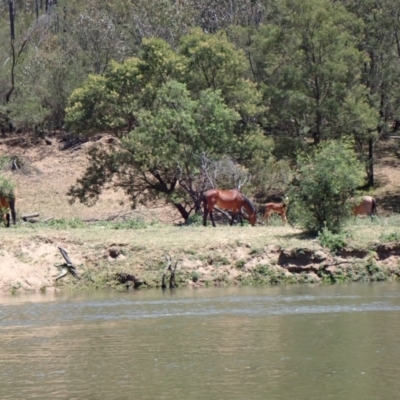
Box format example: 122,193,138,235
161,253,178,289
55,247,80,280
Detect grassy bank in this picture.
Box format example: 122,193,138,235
1,214,400,294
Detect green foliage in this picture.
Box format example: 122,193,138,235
31,217,152,230
67,74,241,211
190,271,201,283
250,0,377,145
45,218,86,229
126,81,239,161
180,28,260,107
318,225,350,254
184,213,203,226
0,156,10,171
0,176,16,199
379,231,400,243
289,140,365,233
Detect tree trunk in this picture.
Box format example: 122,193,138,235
9,1,15,41
173,202,189,221
367,136,374,187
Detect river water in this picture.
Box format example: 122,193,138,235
1,283,400,399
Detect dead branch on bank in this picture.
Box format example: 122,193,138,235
54,247,80,281
162,252,178,289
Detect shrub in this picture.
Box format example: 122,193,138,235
288,140,365,233
0,175,16,199
318,225,349,254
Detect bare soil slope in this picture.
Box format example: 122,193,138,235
0,133,181,223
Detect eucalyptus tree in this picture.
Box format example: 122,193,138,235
179,28,268,166
67,81,240,219
341,0,400,186
249,0,377,151
65,25,282,218
70,7,126,74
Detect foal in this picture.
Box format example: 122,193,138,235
262,197,289,225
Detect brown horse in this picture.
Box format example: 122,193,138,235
263,202,288,225
353,195,377,219
0,194,16,227
203,189,257,227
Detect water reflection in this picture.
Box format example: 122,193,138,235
1,284,400,399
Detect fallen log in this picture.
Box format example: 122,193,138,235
22,213,39,221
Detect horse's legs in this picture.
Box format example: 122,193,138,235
265,211,271,225
203,207,208,226
230,210,241,226
263,209,268,224
209,209,216,227
5,212,10,227
9,198,16,225
203,197,209,226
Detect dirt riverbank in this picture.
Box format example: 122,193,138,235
1,223,400,294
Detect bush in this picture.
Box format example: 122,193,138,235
318,225,349,254
288,140,365,233
0,175,16,199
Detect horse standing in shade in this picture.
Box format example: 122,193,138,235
0,194,16,227
352,196,377,219
202,189,257,227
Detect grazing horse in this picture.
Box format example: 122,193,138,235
0,194,16,227
262,196,289,225
353,195,377,219
203,189,257,227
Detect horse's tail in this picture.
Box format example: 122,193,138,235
8,197,16,225
371,197,377,216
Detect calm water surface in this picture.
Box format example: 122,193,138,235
1,283,400,399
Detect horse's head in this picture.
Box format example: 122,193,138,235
249,212,257,226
